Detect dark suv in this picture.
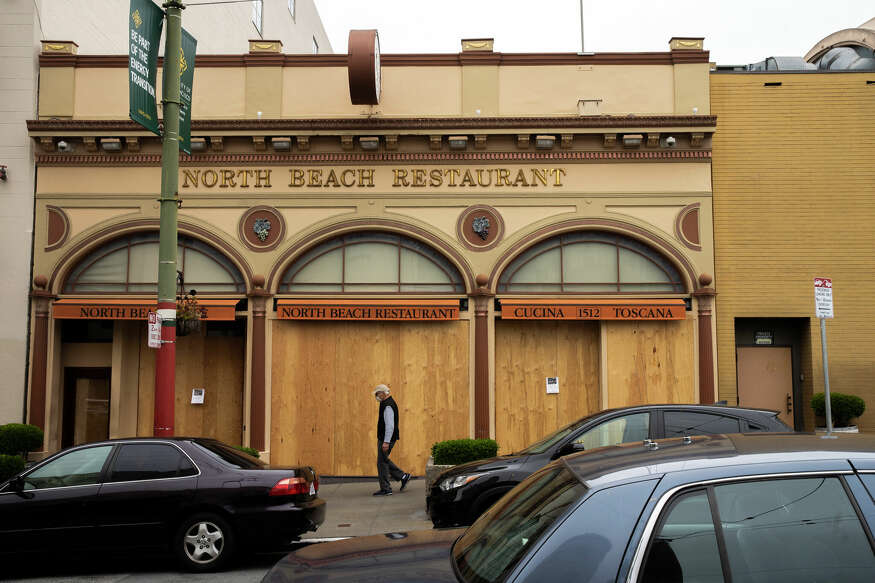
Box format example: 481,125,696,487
427,404,791,527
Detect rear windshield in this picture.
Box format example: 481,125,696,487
191,441,265,469
452,464,587,583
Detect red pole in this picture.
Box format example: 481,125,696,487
154,302,176,436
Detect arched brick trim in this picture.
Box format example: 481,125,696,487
675,203,702,252
46,206,70,251
48,219,254,294
266,218,475,295
488,219,697,294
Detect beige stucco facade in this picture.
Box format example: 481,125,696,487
26,38,717,474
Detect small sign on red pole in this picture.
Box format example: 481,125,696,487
147,311,161,348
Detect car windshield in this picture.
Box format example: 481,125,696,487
192,440,265,469
452,464,587,583
517,413,600,454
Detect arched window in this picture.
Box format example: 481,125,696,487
64,233,246,293
279,231,465,293
498,231,684,293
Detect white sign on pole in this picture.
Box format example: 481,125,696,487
546,377,559,394
147,311,162,348
814,277,834,319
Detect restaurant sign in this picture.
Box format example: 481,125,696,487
53,299,237,321
500,299,686,321
277,299,459,321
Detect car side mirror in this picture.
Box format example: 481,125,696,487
554,442,585,459
8,476,24,492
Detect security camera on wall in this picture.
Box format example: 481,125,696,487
663,136,676,148
57,140,73,152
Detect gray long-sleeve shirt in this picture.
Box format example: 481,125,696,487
383,406,395,443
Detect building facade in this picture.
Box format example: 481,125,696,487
26,36,717,476
1,0,331,426
711,18,875,432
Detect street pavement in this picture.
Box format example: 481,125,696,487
4,477,433,582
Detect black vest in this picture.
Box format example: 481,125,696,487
378,396,400,442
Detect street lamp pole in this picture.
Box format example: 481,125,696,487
154,0,185,437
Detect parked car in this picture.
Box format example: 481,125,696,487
427,403,791,527
264,432,875,582
0,437,325,572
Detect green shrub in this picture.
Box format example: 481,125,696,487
232,445,260,459
0,424,44,457
431,438,498,465
0,454,25,483
811,392,866,427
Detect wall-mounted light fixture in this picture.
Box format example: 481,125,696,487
535,135,556,149
359,136,380,150
621,134,643,148
100,138,122,152
271,137,292,151
190,137,207,152
448,136,468,150
0,165,7,181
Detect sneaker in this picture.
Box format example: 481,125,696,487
399,473,411,492
372,489,393,496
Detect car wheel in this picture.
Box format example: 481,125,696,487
174,512,235,572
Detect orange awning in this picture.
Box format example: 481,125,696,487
277,299,459,321
500,298,686,321
53,298,239,321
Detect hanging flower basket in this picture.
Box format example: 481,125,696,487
176,292,206,337
176,318,201,337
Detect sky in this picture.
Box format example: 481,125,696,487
314,0,873,65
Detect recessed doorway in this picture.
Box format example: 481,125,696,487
62,367,111,448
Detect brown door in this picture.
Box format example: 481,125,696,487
62,367,111,448
736,347,793,427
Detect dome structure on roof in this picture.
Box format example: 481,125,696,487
804,17,875,70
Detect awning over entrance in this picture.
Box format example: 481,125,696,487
500,299,686,320
277,299,460,321
53,299,239,320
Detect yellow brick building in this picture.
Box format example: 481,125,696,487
711,71,875,430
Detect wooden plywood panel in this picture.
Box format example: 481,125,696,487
605,320,695,408
494,321,600,455
271,320,470,476
136,329,244,445
737,346,793,427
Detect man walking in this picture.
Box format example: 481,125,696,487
373,384,411,496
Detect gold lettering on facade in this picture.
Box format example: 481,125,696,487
220,169,236,188
182,169,200,188
181,167,567,189
202,169,218,187
358,169,375,187
238,169,253,187
289,169,305,187
393,169,409,187
254,169,271,188
324,169,341,188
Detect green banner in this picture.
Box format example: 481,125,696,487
128,0,164,136
179,28,197,154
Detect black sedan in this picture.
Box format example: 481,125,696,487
263,432,875,582
428,404,791,527
0,437,325,572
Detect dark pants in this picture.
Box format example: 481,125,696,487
377,439,405,491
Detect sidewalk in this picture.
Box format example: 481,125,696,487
303,477,433,539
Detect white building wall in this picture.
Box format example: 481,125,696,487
37,0,333,54
0,1,39,424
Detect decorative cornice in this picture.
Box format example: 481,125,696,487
38,51,711,69
34,149,712,166
28,115,716,133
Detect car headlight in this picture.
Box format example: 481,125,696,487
440,474,482,491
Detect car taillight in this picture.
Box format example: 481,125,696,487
270,477,309,496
